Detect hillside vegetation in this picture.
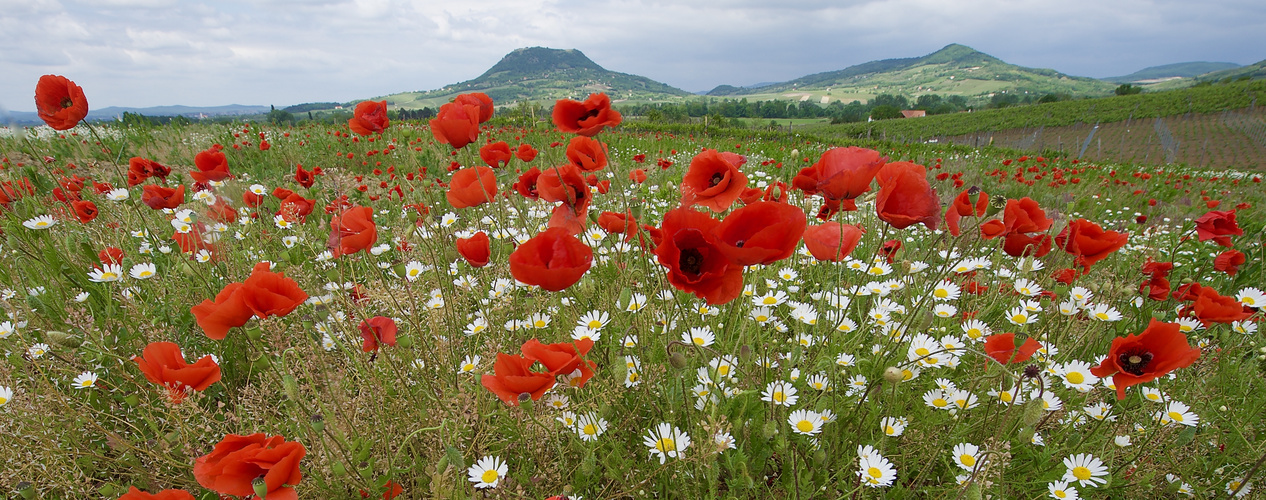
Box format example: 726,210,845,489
708,44,1117,105
818,79,1266,140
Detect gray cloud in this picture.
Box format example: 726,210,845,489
1,0,1262,110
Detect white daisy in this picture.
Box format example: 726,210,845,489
23,215,57,230
466,455,507,489
128,263,157,280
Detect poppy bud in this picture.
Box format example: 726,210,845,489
253,476,269,499
331,461,347,476
1021,398,1044,427
518,393,534,411
310,413,325,434
668,351,688,370
739,344,752,361
17,482,34,500
762,420,778,439
282,374,299,401
124,394,139,407
986,195,1007,217
882,366,903,383
813,449,827,465
246,326,263,341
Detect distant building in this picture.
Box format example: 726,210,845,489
900,110,926,118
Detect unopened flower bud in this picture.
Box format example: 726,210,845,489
1023,364,1041,379
668,352,688,370
253,476,269,499
882,366,903,384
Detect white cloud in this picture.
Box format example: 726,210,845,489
0,0,1262,110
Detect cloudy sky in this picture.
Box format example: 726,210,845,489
2,0,1263,111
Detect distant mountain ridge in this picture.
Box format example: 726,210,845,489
705,44,1117,101
3,104,268,126
1104,62,1242,83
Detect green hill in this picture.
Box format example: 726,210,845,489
1193,59,1266,83
706,44,1117,105
375,47,693,110
1103,61,1242,84
815,79,1266,141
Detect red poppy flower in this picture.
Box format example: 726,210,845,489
1051,268,1079,284
514,143,538,162
713,201,806,266
874,161,940,230
454,92,495,123
983,333,1041,365
99,247,124,265
348,100,389,135
1193,209,1242,247
521,338,597,388
629,168,648,184
1187,286,1253,325
192,263,307,339
429,101,481,150
1139,276,1171,301
792,147,886,217
456,231,491,267
294,164,316,188
1090,319,1201,400
1141,260,1174,279
71,200,98,223
997,197,1052,235
128,157,168,186
537,164,592,234
446,166,497,209
134,341,222,403
193,433,305,500
513,167,542,200
359,316,398,352
190,147,231,184
565,136,608,172
1054,218,1129,271
34,75,88,130
117,487,196,500
479,141,513,168
552,93,622,136
141,184,185,210
802,222,865,262
655,207,743,305
944,188,988,236
509,227,593,291
597,211,638,235
879,239,902,263
278,193,316,222
480,353,556,405
327,206,377,257
679,149,748,212
1213,249,1245,276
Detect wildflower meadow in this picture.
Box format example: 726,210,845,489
1,75,1264,499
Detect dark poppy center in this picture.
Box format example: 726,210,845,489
1117,349,1153,376
734,240,745,248
61,97,74,109
679,248,704,275
580,108,600,121
709,172,725,187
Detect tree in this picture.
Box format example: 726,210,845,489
870,105,903,120
1115,84,1142,96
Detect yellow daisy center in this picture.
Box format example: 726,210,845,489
773,392,786,403
1072,466,1092,481
1012,314,1027,323
960,454,976,467
80,380,93,387
867,467,883,479
583,424,598,435
1066,372,1085,384
480,469,498,483
693,337,706,345
1095,312,1110,320
1168,411,1184,422
655,438,675,453
796,420,815,433
933,398,948,407
884,425,896,435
